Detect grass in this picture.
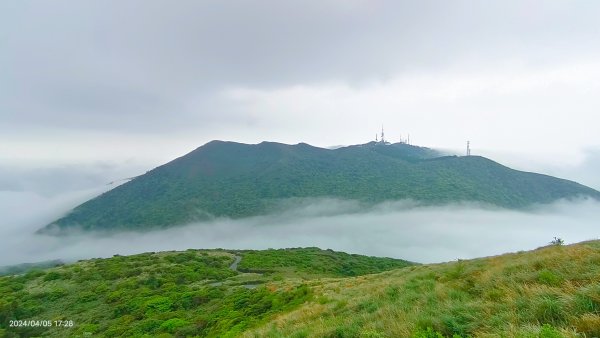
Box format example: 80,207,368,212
0,248,411,337
243,241,600,337
2,242,599,337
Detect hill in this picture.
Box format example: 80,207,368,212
242,241,600,337
2,242,599,337
41,140,600,232
0,248,413,337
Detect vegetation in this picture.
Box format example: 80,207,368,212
2,242,599,337
237,247,413,277
244,240,600,337
42,140,600,232
0,260,64,276
0,248,413,337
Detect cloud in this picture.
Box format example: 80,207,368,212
2,193,599,267
2,1,600,161
478,147,600,191
222,62,600,155
0,164,139,197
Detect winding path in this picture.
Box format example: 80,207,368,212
229,255,241,271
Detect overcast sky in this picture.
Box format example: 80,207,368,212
2,1,600,187
2,1,600,266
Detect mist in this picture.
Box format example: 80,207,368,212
1,191,599,266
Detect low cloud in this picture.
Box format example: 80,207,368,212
1,192,599,266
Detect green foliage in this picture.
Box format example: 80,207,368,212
243,240,600,337
360,330,386,338
327,323,361,338
238,247,414,277
0,247,405,337
3,241,600,337
144,296,173,315
357,300,379,314
0,260,63,276
412,327,446,338
42,140,600,232
538,324,563,338
42,271,62,281
159,318,189,333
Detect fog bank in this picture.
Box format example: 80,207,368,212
1,195,599,266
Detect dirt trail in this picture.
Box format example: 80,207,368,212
229,255,241,271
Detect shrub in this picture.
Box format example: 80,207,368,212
144,296,173,315
159,318,189,333
43,271,62,281
77,291,98,302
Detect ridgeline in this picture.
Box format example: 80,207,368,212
41,140,600,233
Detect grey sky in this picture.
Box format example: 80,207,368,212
2,1,600,265
2,1,600,185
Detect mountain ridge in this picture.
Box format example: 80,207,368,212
40,140,600,233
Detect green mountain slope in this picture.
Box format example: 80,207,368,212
0,248,413,337
42,140,600,232
2,242,599,337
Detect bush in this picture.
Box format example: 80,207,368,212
43,271,62,281
160,318,189,333
144,296,173,315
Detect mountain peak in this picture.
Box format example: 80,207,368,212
40,140,600,233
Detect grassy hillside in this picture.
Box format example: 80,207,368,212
245,241,600,338
2,242,599,337
42,140,600,232
0,248,413,338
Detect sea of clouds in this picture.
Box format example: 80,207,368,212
1,188,599,266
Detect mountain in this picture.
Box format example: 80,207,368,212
2,242,599,337
41,140,600,232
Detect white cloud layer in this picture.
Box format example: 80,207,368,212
1,191,599,266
